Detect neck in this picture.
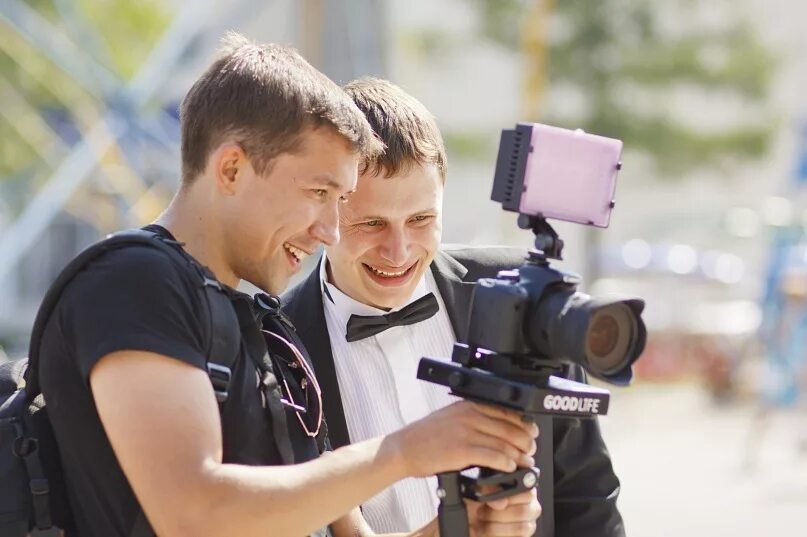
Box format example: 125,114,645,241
154,184,239,288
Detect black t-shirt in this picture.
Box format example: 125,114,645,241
39,226,321,537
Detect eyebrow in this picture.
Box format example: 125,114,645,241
353,208,438,221
310,175,355,194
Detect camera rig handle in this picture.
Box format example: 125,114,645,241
435,467,540,537
418,348,611,537
462,467,540,502
435,473,469,536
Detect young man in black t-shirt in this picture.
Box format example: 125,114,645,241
38,34,541,537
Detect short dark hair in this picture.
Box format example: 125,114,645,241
343,77,447,181
179,33,382,184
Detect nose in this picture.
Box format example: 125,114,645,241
311,203,340,246
379,226,410,267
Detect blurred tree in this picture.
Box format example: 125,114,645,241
0,0,169,182
464,0,776,281
468,0,776,177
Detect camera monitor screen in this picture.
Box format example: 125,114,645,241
491,123,623,228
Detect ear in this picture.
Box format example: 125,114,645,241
211,143,250,196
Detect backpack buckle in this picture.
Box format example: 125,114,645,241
30,478,50,496
207,362,232,403
12,435,38,457
202,276,222,291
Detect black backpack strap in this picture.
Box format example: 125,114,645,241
183,258,237,403
230,296,296,464
255,294,332,456
135,228,238,403
11,421,51,530
261,368,296,464
273,305,332,455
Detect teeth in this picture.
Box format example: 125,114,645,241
368,265,407,277
284,243,307,261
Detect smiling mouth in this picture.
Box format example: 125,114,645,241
362,262,417,286
284,243,309,262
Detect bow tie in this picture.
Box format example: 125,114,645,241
345,292,440,342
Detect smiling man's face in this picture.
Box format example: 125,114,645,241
326,163,443,310
220,126,359,294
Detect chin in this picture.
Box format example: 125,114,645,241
248,271,288,295
266,277,290,295
371,288,415,310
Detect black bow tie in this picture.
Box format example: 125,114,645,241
345,293,440,342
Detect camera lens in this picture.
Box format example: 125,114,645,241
585,304,637,375
588,313,619,357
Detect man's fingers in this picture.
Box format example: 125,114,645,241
464,445,519,473
473,520,538,537
483,488,537,511
477,499,542,523
498,488,537,506
484,497,510,511
466,499,483,520
471,403,538,433
474,485,509,511
465,412,537,457
466,431,535,469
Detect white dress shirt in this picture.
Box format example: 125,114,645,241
319,256,458,533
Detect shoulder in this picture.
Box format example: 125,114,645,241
80,242,194,280
53,243,212,378
61,243,203,311
79,241,192,274
439,244,527,278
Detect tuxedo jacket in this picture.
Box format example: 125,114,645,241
282,246,626,537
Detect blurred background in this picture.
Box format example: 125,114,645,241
1,0,806,535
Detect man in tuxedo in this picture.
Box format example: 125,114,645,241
282,77,625,537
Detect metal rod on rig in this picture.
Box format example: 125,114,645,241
436,472,469,537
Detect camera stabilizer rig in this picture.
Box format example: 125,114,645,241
417,123,647,537
418,216,617,537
